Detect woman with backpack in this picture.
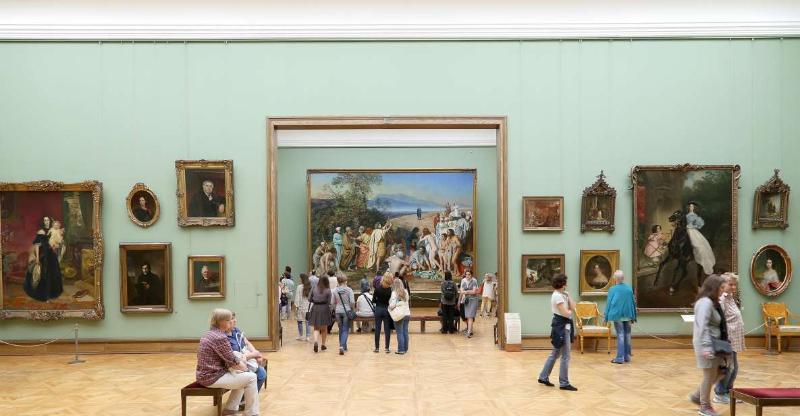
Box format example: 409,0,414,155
440,271,458,334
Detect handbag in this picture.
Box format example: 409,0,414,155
712,339,732,355
304,291,313,321
390,299,410,322
337,290,357,321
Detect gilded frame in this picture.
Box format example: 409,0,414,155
125,182,160,228
579,249,620,296
631,164,740,312
305,168,478,282
268,116,508,351
580,171,616,232
522,196,564,231
175,160,235,227
750,244,792,297
119,242,172,313
188,255,226,299
753,169,790,229
0,180,104,321
521,254,565,293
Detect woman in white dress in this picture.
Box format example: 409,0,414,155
761,258,781,291
685,201,716,275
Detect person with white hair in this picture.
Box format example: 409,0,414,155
713,272,744,404
604,270,637,364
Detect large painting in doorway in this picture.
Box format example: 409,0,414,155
631,164,740,312
0,180,104,320
308,169,476,292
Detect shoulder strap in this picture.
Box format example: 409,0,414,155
337,289,352,312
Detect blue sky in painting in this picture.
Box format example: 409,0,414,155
310,171,475,208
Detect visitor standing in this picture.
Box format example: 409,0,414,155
604,270,637,364
537,274,577,391
459,270,479,338
294,273,312,341
440,271,458,333
308,276,333,353
713,273,744,405
389,279,411,354
372,275,394,353
689,274,730,416
480,272,497,318
332,275,355,355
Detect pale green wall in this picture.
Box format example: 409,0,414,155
0,39,798,341
277,148,498,288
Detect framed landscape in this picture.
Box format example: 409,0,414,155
522,196,564,231
307,169,476,293
0,180,104,320
521,254,565,293
631,164,739,312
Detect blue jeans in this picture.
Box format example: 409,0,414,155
539,327,571,387
374,306,392,350
335,312,351,350
613,321,632,363
715,351,738,395
395,316,410,352
255,366,267,391
297,319,310,338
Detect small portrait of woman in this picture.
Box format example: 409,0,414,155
750,245,792,297
586,256,611,290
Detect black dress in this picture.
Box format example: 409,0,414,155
308,288,333,327
23,232,63,302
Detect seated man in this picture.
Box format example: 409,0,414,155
355,289,375,332
227,312,267,392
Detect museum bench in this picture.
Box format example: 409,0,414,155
350,315,459,333
730,387,800,416
181,361,268,416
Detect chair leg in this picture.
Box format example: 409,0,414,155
181,394,187,416
607,334,611,354
216,393,223,416
580,336,584,354
778,335,782,353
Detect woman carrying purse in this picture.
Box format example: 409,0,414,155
389,279,411,355
690,274,731,416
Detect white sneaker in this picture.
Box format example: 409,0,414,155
712,394,730,404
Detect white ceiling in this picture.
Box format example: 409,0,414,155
1,0,798,40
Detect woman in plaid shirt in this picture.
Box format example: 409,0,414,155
196,308,260,415
713,273,744,405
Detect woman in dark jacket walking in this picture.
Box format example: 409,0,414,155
537,274,577,391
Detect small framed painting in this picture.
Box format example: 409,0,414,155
176,160,235,227
751,245,792,297
753,169,790,229
188,255,225,299
126,183,160,228
522,196,564,231
120,243,172,313
579,250,620,296
580,171,616,232
522,254,565,293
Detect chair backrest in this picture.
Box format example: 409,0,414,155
575,301,599,325
762,302,788,323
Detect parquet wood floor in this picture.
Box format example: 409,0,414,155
2,315,800,415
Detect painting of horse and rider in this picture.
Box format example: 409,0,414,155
632,165,740,311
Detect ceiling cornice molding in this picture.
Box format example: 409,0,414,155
2,21,800,41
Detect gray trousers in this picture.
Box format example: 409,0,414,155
539,327,571,387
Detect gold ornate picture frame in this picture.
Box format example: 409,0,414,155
126,183,160,228
188,255,225,299
521,254,565,293
580,171,616,232
753,169,790,229
522,196,564,231
0,180,104,320
120,243,172,313
579,249,620,296
750,244,792,297
176,160,235,227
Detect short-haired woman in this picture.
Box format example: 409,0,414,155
604,270,637,364
459,270,479,338
537,274,577,391
196,308,260,415
389,278,411,354
690,274,730,416
308,276,333,353
713,273,744,405
372,274,394,353
332,274,355,355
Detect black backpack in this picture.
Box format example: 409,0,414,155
442,280,457,302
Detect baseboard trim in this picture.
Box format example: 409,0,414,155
0,337,273,356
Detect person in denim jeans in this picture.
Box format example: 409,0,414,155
332,275,355,355
713,273,744,405
537,274,577,391
389,279,411,354
604,270,637,364
372,274,394,353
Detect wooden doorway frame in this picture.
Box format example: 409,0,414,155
265,116,508,350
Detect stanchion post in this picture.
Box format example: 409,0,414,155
67,324,86,364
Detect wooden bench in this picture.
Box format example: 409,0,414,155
349,315,459,333
731,387,800,416
181,361,268,416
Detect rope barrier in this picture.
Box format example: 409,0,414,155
632,321,767,347
0,330,73,348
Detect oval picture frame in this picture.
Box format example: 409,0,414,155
750,244,792,297
126,183,160,228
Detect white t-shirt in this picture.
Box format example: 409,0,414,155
356,293,374,317
482,281,496,300
551,291,570,317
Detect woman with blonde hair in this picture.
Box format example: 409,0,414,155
713,272,744,405
372,274,394,353
389,278,411,354
196,308,260,415
293,273,311,341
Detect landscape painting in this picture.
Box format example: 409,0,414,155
308,169,476,292
632,164,739,312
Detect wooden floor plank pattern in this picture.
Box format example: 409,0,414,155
2,316,799,415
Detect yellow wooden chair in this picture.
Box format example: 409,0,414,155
763,302,800,353
575,301,611,354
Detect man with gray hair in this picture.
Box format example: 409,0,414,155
604,270,637,364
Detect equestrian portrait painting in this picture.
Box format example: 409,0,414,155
307,169,476,292
631,164,740,312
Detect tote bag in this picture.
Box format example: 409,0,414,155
390,300,410,322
